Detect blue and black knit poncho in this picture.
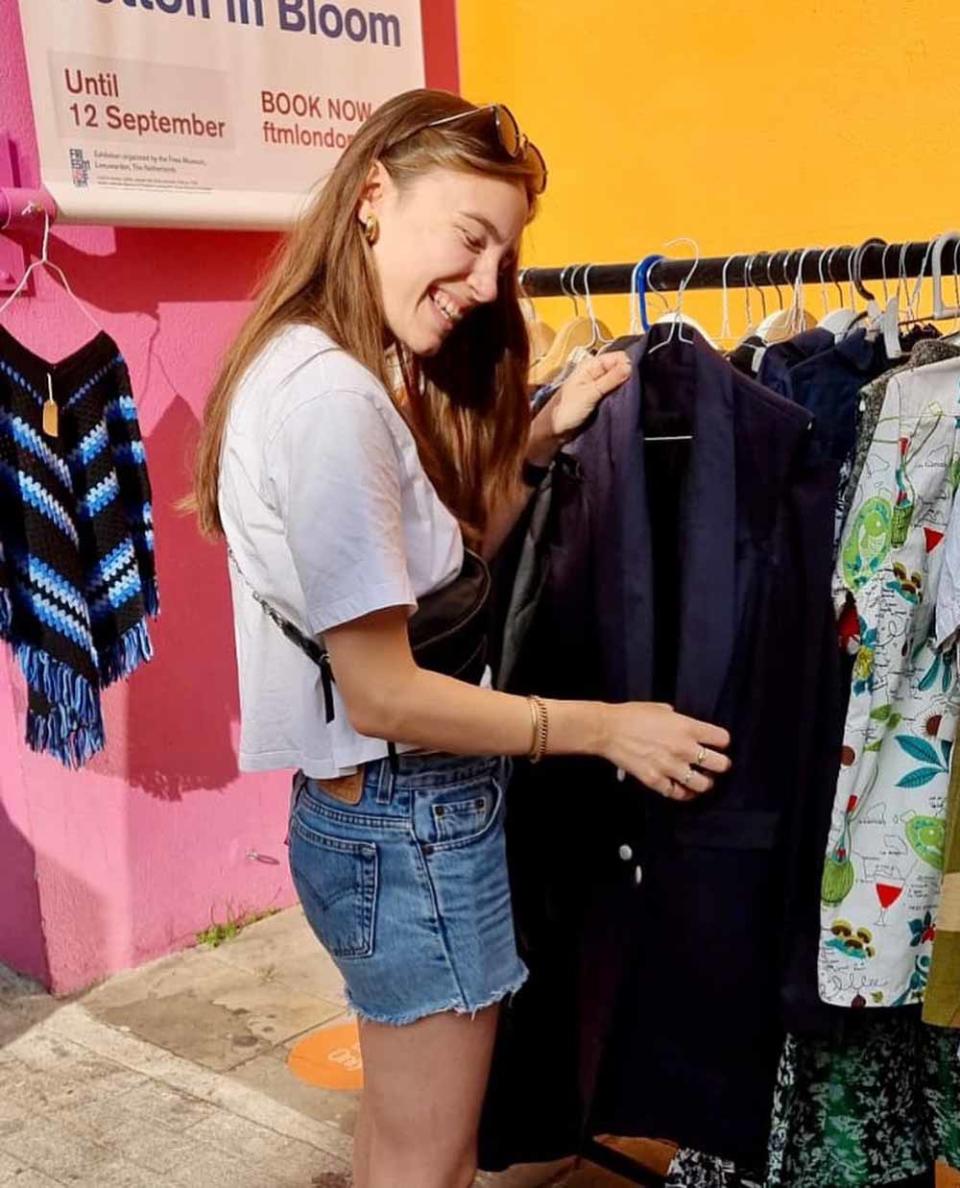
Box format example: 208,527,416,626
0,326,159,767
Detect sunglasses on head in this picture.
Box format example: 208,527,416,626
407,104,548,195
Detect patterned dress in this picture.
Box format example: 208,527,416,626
820,355,960,1008
767,351,960,1188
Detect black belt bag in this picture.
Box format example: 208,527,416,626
231,548,491,754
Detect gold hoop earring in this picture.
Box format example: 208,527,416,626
362,213,379,246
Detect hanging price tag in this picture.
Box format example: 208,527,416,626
42,373,58,438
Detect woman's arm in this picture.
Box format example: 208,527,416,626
325,607,731,798
480,411,560,560
481,351,634,559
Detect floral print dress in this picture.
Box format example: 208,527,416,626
820,355,960,1009
765,353,960,1188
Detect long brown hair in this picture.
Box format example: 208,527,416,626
192,89,542,544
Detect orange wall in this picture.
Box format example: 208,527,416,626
457,0,960,335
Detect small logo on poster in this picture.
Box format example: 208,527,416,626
69,148,91,188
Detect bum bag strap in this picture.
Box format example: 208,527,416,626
227,547,335,724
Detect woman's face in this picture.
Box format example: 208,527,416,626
361,164,528,357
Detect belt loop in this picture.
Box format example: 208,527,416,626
375,755,394,805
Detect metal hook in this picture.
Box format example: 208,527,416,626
631,254,665,334
581,263,611,347
817,249,832,317
879,243,895,305
747,254,767,320
826,246,848,306
851,237,885,302
719,253,739,342
790,247,818,333
765,252,784,311
560,264,581,317
648,237,700,351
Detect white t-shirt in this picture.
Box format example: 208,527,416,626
219,324,463,777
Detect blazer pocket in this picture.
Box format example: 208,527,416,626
673,808,779,851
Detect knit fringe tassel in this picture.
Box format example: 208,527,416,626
15,643,105,769
0,586,11,641
98,617,154,686
142,576,160,618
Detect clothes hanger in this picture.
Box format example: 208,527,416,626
930,229,960,320
754,251,816,344
580,264,616,350
0,207,101,332
650,237,717,351
818,244,860,339
717,253,735,345
786,246,820,337
945,240,960,345
630,253,666,335
646,241,700,441
896,238,939,333
544,264,617,386
518,268,556,365
872,241,904,360
0,209,103,437
527,265,601,388
733,253,769,349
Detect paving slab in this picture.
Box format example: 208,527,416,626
0,909,638,1187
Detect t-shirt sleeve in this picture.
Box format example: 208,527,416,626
265,387,416,635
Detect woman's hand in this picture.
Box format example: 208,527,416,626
600,702,732,802
527,351,632,465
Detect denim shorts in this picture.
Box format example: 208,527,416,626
288,753,528,1026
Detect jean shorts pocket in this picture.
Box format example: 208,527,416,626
428,778,504,849
289,818,378,959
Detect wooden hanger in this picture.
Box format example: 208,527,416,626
528,265,611,387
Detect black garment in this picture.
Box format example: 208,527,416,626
480,326,843,1170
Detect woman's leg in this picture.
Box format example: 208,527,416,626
352,1003,500,1188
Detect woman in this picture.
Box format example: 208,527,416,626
193,89,731,1188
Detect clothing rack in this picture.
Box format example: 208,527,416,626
520,236,960,1188
519,236,959,297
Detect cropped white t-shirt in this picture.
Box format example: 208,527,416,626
219,324,463,777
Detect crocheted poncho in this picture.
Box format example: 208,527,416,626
0,326,159,766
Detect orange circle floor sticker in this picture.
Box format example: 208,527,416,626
288,1019,364,1091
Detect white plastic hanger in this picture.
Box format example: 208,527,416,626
945,240,960,345
0,208,101,332
930,230,960,322
875,242,903,360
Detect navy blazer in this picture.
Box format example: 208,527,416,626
480,326,843,1169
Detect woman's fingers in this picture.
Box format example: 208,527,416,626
685,745,732,775
666,762,714,796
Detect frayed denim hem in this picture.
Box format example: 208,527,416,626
347,967,529,1028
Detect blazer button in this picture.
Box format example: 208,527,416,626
634,864,643,886
618,844,633,862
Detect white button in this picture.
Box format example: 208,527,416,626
634,865,643,886
618,844,633,862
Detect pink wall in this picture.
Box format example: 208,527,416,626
0,2,456,995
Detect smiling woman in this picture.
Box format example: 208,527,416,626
190,87,729,1188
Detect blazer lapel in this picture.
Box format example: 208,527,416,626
674,335,737,722
605,337,655,702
